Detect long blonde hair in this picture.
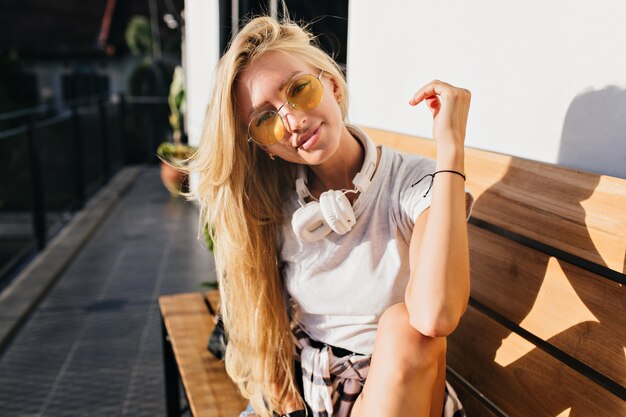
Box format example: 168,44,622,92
186,16,349,417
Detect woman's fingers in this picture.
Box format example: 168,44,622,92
408,79,471,148
409,80,471,107
425,96,441,116
409,80,450,106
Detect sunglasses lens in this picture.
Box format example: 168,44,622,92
249,112,285,145
287,74,323,111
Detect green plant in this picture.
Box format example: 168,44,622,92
156,142,195,162
168,66,185,142
203,223,215,253
156,65,188,162
125,16,153,56
127,61,170,96
199,224,218,290
156,63,191,170
200,281,219,289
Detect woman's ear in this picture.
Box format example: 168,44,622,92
327,75,343,103
257,145,276,160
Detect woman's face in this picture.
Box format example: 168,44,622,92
234,51,344,165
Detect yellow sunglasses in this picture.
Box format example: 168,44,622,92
247,70,325,146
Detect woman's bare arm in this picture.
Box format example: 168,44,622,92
404,81,472,337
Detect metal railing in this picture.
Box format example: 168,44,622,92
0,94,170,289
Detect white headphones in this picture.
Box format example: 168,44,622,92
291,125,378,242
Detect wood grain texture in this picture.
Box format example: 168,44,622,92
447,306,626,417
447,378,502,417
468,224,626,385
362,126,626,273
159,292,248,417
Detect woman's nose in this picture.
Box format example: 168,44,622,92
281,105,307,134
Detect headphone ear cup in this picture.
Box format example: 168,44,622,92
319,190,356,235
291,201,332,242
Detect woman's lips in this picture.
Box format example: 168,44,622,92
299,125,321,150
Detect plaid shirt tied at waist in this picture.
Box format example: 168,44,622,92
293,323,370,417
291,322,466,417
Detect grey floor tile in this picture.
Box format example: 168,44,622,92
0,167,213,417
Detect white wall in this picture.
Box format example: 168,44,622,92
184,0,220,147
347,1,626,179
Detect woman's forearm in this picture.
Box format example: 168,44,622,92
405,145,470,337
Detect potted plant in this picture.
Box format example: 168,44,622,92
157,66,195,195
156,141,194,195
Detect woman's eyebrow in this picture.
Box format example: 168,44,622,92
279,70,300,91
248,70,301,116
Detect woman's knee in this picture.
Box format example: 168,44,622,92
375,303,446,373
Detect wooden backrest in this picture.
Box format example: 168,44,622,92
159,291,247,417
362,126,626,417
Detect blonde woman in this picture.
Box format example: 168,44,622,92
188,15,474,417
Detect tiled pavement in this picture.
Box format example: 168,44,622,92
0,167,215,417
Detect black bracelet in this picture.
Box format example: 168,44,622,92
410,170,466,197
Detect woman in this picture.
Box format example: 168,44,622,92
188,15,474,417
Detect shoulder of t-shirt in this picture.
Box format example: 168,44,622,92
380,145,437,188
376,146,435,230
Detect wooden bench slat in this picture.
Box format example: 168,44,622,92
468,224,626,386
448,306,626,417
159,292,247,417
364,126,626,273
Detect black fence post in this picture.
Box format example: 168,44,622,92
161,318,180,417
25,120,47,250
146,102,156,164
71,105,85,209
141,102,154,164
118,93,127,165
98,97,111,182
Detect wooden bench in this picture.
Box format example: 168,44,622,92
159,291,247,417
160,126,626,417
363,126,626,416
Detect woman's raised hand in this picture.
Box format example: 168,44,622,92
409,80,471,151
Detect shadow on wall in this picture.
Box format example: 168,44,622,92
558,85,626,180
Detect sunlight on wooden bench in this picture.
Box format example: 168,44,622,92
364,126,626,417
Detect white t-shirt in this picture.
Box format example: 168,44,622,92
278,135,475,355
